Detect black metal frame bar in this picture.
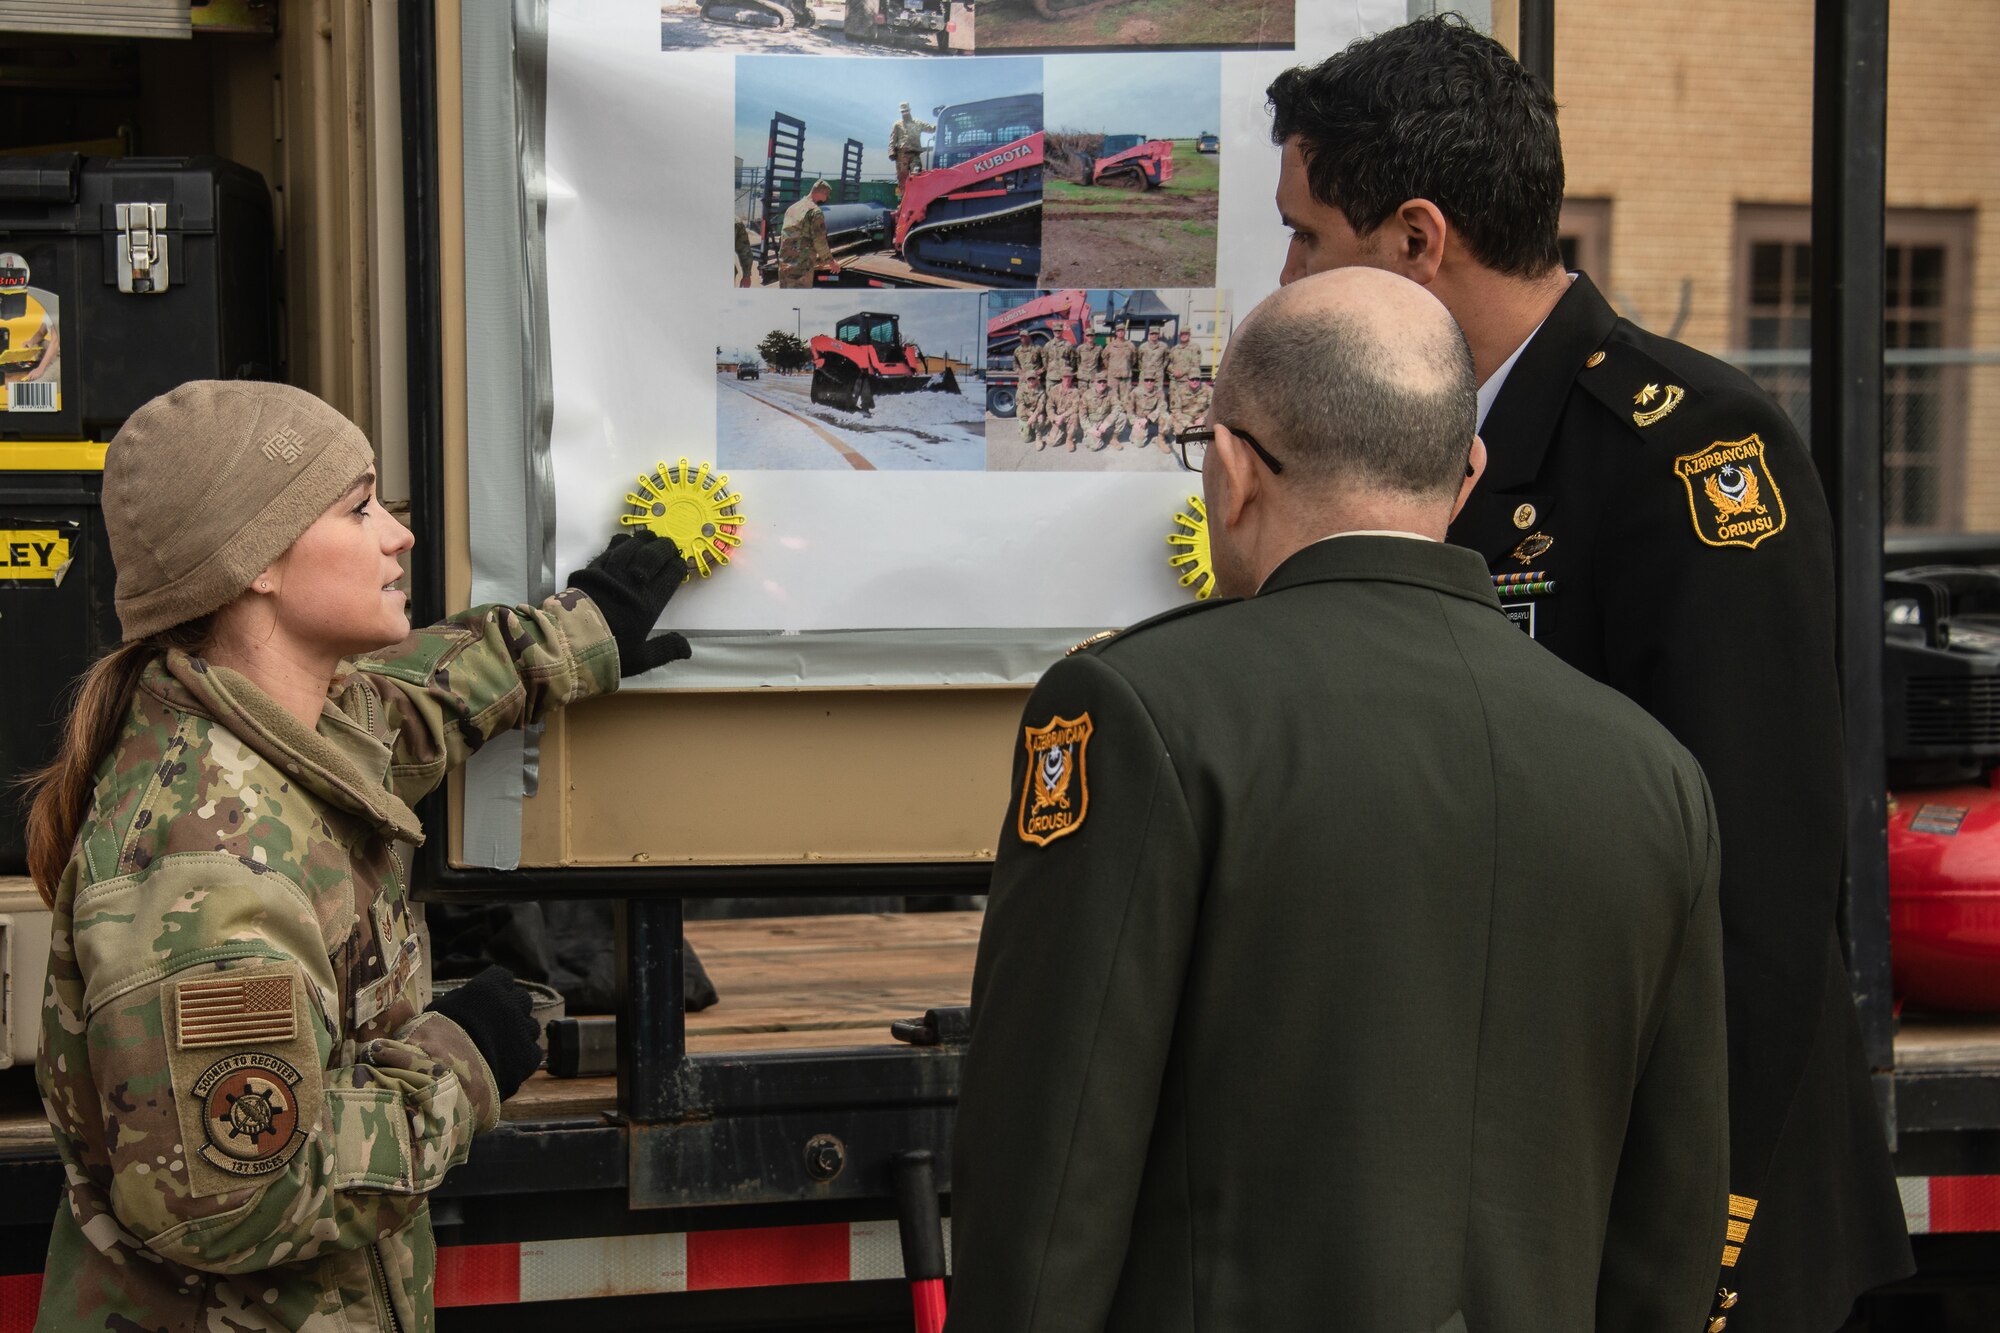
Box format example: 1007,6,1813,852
1516,0,1555,92
1811,0,1897,1107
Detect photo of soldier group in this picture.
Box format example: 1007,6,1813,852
1040,52,1220,288
982,286,1228,472
664,0,1292,56
732,55,1043,291
714,290,988,470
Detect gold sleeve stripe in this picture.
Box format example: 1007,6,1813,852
1721,1244,1742,1268
1726,1219,1751,1243
1728,1194,1759,1221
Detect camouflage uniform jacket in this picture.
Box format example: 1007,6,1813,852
1129,380,1168,418
1074,342,1104,380
1167,343,1202,381
776,197,831,288
1137,340,1170,384
1045,381,1083,421
35,593,619,1333
1079,389,1126,436
888,116,933,158
1101,340,1136,383
1011,340,1044,383
1041,340,1078,387
1171,379,1212,425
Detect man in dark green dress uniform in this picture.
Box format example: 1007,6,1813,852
1264,18,1912,1332
950,267,1729,1333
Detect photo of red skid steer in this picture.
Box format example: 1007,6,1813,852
1086,134,1173,189
809,310,961,413
892,106,1044,286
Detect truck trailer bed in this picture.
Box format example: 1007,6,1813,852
0,909,982,1142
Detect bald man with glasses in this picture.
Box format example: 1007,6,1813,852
949,267,1731,1333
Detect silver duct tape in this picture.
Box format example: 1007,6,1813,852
515,0,556,797
459,0,533,860
617,629,1100,690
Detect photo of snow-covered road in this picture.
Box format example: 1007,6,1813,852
718,372,987,470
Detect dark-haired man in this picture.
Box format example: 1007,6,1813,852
950,267,1729,1333
1265,17,1911,1332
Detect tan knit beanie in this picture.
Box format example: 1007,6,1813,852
105,381,377,642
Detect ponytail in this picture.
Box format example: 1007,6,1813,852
21,620,211,906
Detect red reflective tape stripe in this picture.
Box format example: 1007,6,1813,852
1929,1175,2000,1233
0,1273,43,1333
911,1277,948,1333
435,1242,521,1307
686,1223,850,1291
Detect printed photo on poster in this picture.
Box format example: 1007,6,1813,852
665,0,1291,56
716,291,987,469
734,55,1043,290
1041,53,1220,289
982,287,1228,472
0,251,60,414
664,0,971,54
974,0,1293,52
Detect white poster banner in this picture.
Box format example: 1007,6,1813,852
543,0,1400,683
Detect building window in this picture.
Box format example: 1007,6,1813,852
1733,205,1974,534
1559,198,1611,282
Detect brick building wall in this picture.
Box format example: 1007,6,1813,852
1490,0,2000,532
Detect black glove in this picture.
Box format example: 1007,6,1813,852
428,964,544,1100
565,530,692,676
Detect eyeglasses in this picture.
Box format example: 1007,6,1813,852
1175,425,1284,475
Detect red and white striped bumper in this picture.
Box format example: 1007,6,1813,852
434,1217,949,1306
11,1180,2000,1322
1900,1174,2000,1235
0,1219,948,1327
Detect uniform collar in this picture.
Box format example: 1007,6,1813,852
1475,271,1620,493
1257,534,1503,610
149,652,425,845
1476,302,1550,431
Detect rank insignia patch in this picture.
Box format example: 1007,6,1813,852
1632,383,1685,427
190,1052,308,1177
1018,712,1093,847
1675,435,1788,549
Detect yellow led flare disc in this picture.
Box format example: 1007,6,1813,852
1166,494,1215,600
620,457,745,577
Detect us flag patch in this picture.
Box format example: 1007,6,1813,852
175,973,296,1049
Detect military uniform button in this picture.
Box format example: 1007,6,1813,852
1708,1318,1728,1332
1585,350,1606,368
1718,1289,1739,1309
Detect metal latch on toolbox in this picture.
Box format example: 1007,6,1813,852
116,202,170,294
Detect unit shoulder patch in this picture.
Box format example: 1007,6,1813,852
1017,713,1092,847
191,1051,309,1178
1673,435,1788,549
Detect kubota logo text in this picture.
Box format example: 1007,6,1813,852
971,142,1035,175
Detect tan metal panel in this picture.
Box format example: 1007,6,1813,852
541,687,1028,866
